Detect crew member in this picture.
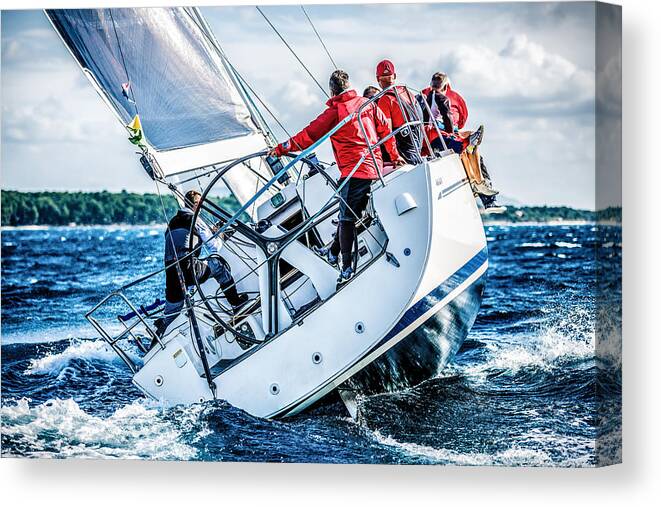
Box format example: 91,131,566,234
269,69,404,282
422,72,505,213
363,86,380,99
375,59,424,165
152,190,247,343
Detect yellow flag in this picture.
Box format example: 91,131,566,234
127,114,142,132
127,114,144,146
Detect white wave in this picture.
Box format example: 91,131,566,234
371,430,552,466
519,242,546,248
26,339,122,375
555,241,581,248
371,429,594,467
1,326,102,345
1,398,200,460
464,306,595,378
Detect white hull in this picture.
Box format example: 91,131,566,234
132,154,487,418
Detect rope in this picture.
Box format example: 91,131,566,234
300,6,338,69
256,6,329,99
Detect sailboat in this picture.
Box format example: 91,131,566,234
46,7,488,419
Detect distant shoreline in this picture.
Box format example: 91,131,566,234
1,190,621,227
1,220,622,231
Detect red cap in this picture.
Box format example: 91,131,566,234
376,59,396,77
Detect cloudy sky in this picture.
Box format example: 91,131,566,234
1,2,619,208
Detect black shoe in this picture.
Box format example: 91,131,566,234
231,293,250,314
483,201,507,214
337,266,354,284
313,245,339,267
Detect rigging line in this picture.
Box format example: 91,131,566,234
255,6,329,99
108,9,139,115
300,6,338,69
232,69,295,142
181,9,296,147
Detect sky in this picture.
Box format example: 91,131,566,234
0,2,621,208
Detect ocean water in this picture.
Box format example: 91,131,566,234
1,223,622,465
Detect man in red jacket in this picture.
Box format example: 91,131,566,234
422,72,505,213
375,59,424,165
269,69,403,282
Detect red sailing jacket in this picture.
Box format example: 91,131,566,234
275,89,399,179
445,84,468,130
376,86,417,130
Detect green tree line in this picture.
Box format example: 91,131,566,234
1,190,241,226
1,191,621,226
481,205,622,224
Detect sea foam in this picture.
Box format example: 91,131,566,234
0,398,200,460
26,339,126,375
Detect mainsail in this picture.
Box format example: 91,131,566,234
46,8,273,205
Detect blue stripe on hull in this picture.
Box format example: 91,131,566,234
377,247,488,349
343,271,486,395
277,247,488,417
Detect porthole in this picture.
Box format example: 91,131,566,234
403,248,411,256
355,321,365,334
312,352,323,364
270,383,280,395
154,375,164,387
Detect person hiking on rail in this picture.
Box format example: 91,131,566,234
152,190,248,344
375,59,424,165
363,85,380,99
421,72,505,213
268,69,404,282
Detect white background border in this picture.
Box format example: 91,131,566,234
2,0,659,505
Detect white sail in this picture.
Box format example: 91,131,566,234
46,7,272,203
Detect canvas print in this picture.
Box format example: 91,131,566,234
1,2,621,466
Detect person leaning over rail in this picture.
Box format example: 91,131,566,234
374,59,424,166
363,86,380,99
268,69,405,283
151,190,248,346
421,72,506,213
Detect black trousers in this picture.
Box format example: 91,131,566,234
331,178,373,268
164,258,210,303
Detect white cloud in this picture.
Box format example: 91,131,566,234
440,34,594,107
281,80,321,109
1,6,606,207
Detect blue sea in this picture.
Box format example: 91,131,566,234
1,223,621,465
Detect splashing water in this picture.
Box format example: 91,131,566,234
1,224,621,465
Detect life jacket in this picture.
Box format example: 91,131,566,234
377,86,424,157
